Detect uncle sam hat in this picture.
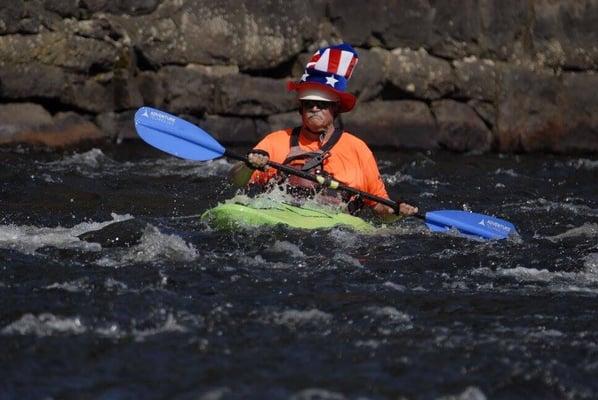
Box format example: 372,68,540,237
287,43,359,113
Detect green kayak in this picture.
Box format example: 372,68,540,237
201,202,375,232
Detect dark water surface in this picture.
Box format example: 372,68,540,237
1,144,597,400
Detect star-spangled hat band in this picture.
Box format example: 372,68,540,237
287,43,359,113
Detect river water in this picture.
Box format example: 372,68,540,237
1,144,597,400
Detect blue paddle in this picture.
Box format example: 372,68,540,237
134,107,517,240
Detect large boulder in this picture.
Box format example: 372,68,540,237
96,111,137,142
387,47,455,100
495,65,563,152
0,1,63,34
157,66,216,115
326,0,534,62
267,112,302,134
0,103,53,141
212,75,296,116
0,103,105,148
0,31,118,73
113,0,325,69
198,115,266,145
0,63,67,100
350,48,388,102
342,100,438,149
495,64,598,153
327,0,435,49
532,0,598,70
452,57,498,101
78,0,160,15
62,75,116,114
432,100,492,153
0,63,115,113
429,0,533,61
556,73,598,153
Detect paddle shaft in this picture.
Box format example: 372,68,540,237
224,149,419,216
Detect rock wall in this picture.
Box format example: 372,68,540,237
1,0,597,153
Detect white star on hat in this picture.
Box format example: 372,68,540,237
301,72,309,82
325,75,338,87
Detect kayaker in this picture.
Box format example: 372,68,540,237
230,43,418,217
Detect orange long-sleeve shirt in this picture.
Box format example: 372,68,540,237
249,128,389,206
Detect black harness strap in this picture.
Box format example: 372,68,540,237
282,126,343,172
277,127,364,213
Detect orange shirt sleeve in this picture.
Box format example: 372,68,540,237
248,129,291,185
359,145,390,206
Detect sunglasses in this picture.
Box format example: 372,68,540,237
300,100,336,110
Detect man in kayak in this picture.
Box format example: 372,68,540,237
230,43,418,217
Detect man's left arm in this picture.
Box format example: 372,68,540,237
362,149,418,216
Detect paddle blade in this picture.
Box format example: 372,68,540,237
134,107,225,161
425,210,517,240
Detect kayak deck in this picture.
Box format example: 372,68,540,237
201,202,375,232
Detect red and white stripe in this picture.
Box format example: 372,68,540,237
306,48,358,78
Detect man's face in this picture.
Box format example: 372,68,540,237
300,100,337,133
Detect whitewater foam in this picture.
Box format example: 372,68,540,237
96,225,198,267
0,213,133,254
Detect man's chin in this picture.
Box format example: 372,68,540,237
306,125,324,132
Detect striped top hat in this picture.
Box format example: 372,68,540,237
288,43,359,113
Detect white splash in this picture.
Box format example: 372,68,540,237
289,388,346,400
235,254,293,270
567,158,598,170
45,280,90,293
269,308,333,329
0,213,133,254
131,313,189,341
584,253,598,272
366,306,413,334
437,386,487,400
518,198,598,217
130,157,233,178
2,311,202,340
96,226,198,267
332,253,363,268
51,148,107,169
494,168,520,177
2,313,86,336
42,148,116,178
268,240,306,258
544,223,598,242
473,255,598,293
42,148,234,178
383,171,447,187
382,281,407,291
327,228,360,248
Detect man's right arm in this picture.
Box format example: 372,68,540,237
228,150,271,188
